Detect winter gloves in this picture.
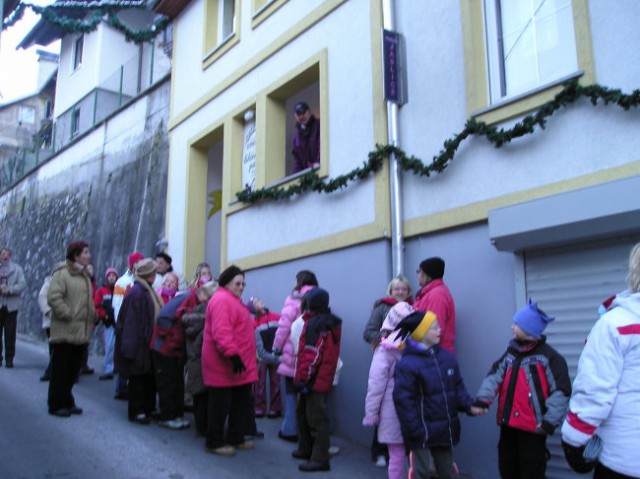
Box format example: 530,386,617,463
229,354,246,374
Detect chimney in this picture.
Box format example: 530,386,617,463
36,49,59,88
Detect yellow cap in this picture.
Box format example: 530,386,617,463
410,311,438,341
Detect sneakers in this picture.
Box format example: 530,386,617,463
375,455,387,467
299,461,330,472
205,445,236,456
328,445,340,456
234,440,254,450
159,419,184,430
69,406,83,415
130,414,151,425
175,417,190,429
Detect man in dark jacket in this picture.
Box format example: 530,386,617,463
115,258,163,425
291,101,320,174
293,287,341,473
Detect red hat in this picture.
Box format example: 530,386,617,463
128,252,144,270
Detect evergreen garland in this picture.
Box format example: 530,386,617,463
235,79,640,204
2,1,169,44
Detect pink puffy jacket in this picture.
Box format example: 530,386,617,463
273,285,315,378
202,287,257,387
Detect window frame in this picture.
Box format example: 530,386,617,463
251,0,289,29
460,0,594,125
72,35,84,72
71,107,81,137
203,0,241,68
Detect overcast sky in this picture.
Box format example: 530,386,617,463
1,2,59,104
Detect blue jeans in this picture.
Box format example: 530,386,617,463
280,377,298,436
102,326,115,375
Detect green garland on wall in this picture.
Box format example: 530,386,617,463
235,79,640,204
2,1,169,44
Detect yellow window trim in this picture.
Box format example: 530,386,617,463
202,0,241,68
170,0,348,132
404,162,640,238
460,0,595,125
251,0,289,29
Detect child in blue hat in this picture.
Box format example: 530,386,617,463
474,300,572,479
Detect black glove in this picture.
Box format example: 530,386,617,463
229,355,246,374
561,440,594,474
536,420,556,436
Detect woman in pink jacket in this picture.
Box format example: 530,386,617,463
272,270,318,442
202,265,257,456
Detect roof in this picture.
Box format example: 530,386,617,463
2,0,20,21
17,1,94,49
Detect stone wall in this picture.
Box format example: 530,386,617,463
0,77,170,339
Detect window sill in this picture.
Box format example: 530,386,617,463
202,33,239,70
251,0,289,29
472,71,584,125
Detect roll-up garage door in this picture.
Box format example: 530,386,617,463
523,236,639,479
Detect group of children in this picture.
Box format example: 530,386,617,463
364,298,571,479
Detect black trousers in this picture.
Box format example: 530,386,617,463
48,343,84,412
0,307,18,363
498,426,548,479
297,391,331,464
205,383,253,449
152,351,185,420
128,373,156,420
193,391,208,436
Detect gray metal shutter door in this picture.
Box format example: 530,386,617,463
524,236,639,479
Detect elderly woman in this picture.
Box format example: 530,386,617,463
115,258,163,425
202,265,257,456
46,241,96,417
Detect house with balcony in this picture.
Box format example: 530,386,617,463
144,0,640,476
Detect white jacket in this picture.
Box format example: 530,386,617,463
561,291,640,478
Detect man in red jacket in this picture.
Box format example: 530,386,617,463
413,257,456,352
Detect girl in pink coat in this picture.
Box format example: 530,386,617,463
363,302,415,479
272,270,318,441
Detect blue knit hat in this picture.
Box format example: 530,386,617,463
513,299,555,339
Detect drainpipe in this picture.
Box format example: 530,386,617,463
382,0,404,277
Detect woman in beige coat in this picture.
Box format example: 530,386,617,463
46,241,96,417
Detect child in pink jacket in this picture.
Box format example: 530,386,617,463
363,302,415,479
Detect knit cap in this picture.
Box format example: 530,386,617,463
305,287,330,313
245,296,257,315
381,301,415,332
393,310,438,343
105,267,118,281
513,299,555,339
419,257,445,280
128,252,144,270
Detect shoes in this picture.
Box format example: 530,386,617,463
298,461,330,472
69,407,83,415
81,366,94,375
278,431,298,442
292,450,311,460
234,440,254,450
5,359,13,368
175,417,190,429
113,391,128,401
267,411,282,418
130,414,151,425
375,455,387,467
328,445,340,456
39,374,50,382
99,374,113,380
254,409,265,418
205,445,236,456
49,409,71,418
159,419,184,430
249,430,265,439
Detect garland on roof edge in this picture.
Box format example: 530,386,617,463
234,79,640,204
2,1,169,44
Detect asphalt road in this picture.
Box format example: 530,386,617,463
0,338,386,479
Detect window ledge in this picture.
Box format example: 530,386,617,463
203,33,239,68
472,70,584,119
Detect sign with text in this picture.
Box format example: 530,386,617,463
383,29,407,105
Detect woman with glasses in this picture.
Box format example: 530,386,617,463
202,265,257,456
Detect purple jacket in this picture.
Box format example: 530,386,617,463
292,115,320,173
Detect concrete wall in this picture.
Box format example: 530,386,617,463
0,77,170,340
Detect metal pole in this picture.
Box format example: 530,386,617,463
382,0,404,277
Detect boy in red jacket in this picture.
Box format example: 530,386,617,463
293,287,342,473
